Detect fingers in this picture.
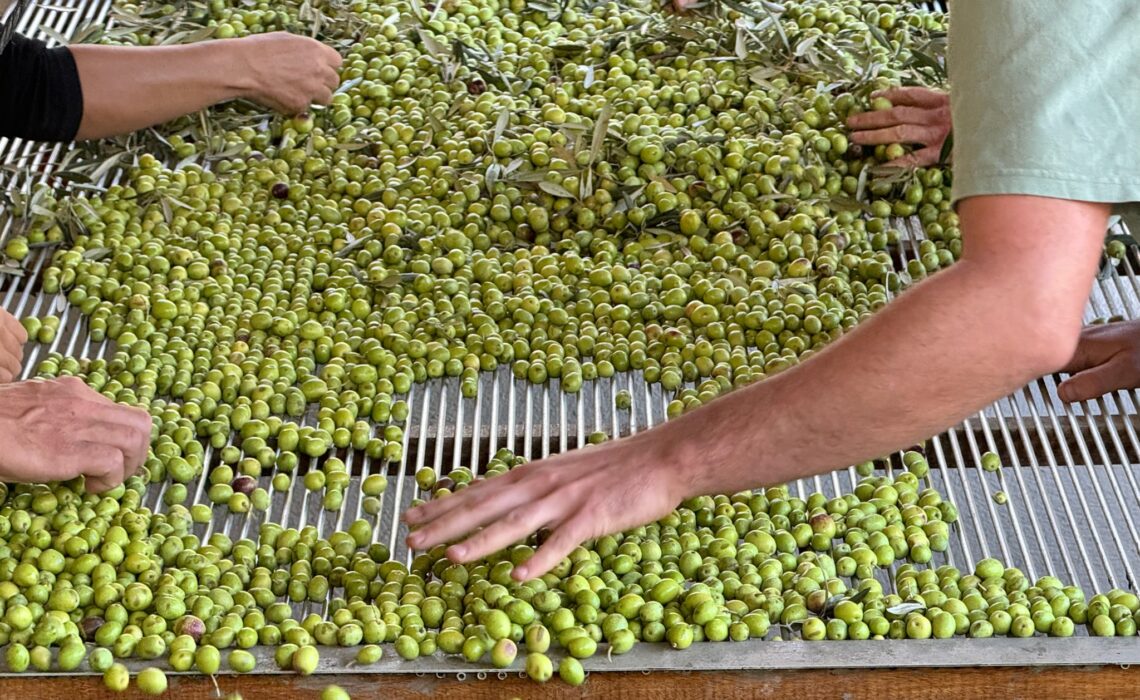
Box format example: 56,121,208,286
321,43,343,68
885,144,943,168
62,377,151,472
848,105,943,131
849,123,945,147
406,469,539,550
312,86,334,107
873,86,948,109
322,66,340,92
0,323,24,380
445,494,561,564
77,442,127,494
4,312,28,345
76,417,148,474
1058,356,1133,403
405,463,528,526
514,517,589,580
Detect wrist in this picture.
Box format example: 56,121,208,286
211,37,260,101
637,413,720,502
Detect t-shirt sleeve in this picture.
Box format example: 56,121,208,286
948,0,1140,207
0,34,83,142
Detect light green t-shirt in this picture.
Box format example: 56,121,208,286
949,0,1140,232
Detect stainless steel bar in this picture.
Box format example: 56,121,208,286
1018,382,1108,593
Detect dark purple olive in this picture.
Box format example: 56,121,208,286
80,615,104,641
467,79,487,95
433,476,455,493
232,475,257,495
271,182,290,199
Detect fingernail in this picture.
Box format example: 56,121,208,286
406,533,422,548
448,545,466,561
512,567,528,581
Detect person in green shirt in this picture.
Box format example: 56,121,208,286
373,1,1129,577
403,0,1140,580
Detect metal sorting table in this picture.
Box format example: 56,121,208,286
3,0,1140,678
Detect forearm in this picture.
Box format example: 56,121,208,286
670,197,1107,496
70,41,249,140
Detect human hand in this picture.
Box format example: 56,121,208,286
0,309,27,383
403,431,691,581
0,377,152,491
229,32,343,115
847,87,951,167
1057,319,1140,402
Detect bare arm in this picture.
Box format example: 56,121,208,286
71,32,342,140
404,195,1108,580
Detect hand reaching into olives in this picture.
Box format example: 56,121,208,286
230,32,344,115
0,377,152,491
404,431,688,580
0,309,27,383
1058,319,1140,402
846,87,951,168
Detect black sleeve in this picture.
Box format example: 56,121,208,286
0,34,83,142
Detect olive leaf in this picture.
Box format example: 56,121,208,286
493,107,511,144
334,233,375,259
866,23,892,50
885,602,925,616
589,103,613,165
854,165,869,203
485,163,501,194
583,64,596,88
417,28,449,59
907,47,947,83
0,262,26,278
794,34,819,59
938,129,954,166
81,247,112,261
334,77,363,96
538,181,576,199
38,25,73,46
848,587,872,605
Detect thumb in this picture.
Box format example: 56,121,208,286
1058,357,1131,403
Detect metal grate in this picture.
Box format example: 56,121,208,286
4,0,1140,675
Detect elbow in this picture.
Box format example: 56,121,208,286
1006,294,1084,379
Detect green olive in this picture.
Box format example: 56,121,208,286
321,686,351,700
104,663,130,692
138,667,168,696
526,652,553,683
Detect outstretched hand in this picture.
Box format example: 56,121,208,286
847,87,951,168
403,431,691,581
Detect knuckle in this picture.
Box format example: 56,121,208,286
503,508,529,527
58,375,84,389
